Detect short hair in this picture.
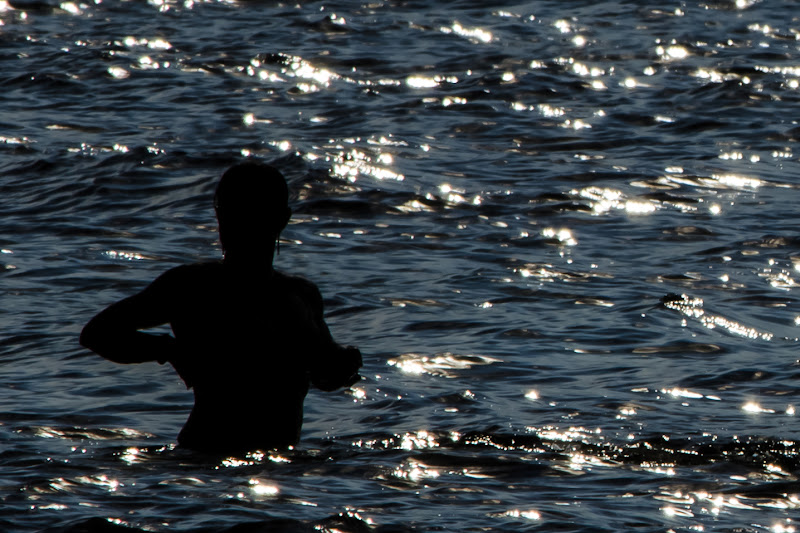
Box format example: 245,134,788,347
214,162,290,254
214,162,288,228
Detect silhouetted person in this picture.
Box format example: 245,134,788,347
81,162,362,454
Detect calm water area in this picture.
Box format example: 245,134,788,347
3,0,800,531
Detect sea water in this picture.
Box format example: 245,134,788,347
3,1,800,531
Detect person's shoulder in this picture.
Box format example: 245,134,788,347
274,270,320,291
274,270,322,302
150,261,223,288
179,260,224,275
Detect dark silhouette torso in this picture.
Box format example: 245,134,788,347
158,262,327,452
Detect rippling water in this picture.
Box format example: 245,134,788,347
3,0,800,531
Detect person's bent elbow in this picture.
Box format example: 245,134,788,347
80,312,144,364
80,316,104,354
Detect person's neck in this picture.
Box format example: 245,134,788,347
219,233,279,273
222,250,275,273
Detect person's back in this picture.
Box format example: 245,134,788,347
80,162,361,454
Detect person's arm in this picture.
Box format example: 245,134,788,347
80,269,179,364
303,283,362,391
311,344,362,392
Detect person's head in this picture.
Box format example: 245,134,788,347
214,162,291,257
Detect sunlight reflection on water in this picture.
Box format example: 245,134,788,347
388,352,500,378
5,0,800,531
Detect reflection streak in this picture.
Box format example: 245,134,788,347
662,294,773,340
388,353,500,378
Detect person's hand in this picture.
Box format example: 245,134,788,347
310,345,363,391
341,346,362,387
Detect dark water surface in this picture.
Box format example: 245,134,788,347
3,0,800,531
